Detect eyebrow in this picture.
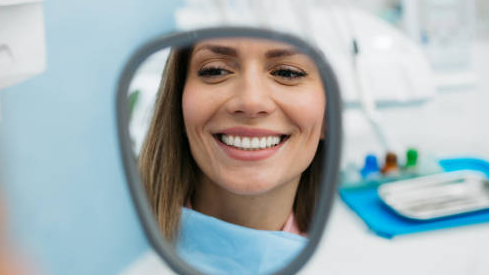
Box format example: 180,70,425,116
195,45,238,57
265,48,300,58
194,44,301,59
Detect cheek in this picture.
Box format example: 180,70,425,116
286,86,325,173
286,87,326,134
182,79,233,131
182,82,215,131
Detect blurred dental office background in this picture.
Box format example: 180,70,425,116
124,0,489,274
1,1,489,275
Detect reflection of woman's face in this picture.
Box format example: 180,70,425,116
182,38,325,196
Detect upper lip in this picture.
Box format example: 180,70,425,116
215,127,288,137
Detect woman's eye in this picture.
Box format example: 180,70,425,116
271,68,307,80
197,67,232,78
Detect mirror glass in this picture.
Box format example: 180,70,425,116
121,34,339,275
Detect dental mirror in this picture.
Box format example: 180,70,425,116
116,27,341,275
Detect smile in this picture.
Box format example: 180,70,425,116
212,127,290,161
218,134,287,150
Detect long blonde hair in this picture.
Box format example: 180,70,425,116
139,47,324,240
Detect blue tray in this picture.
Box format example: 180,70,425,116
338,158,489,238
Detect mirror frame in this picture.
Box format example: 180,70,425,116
116,27,342,275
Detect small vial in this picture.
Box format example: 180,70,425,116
405,148,418,168
360,154,380,179
382,152,399,175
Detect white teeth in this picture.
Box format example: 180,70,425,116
259,137,267,149
242,137,250,149
251,137,260,148
220,134,284,150
234,136,241,147
267,136,273,147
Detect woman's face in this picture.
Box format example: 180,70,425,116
182,38,325,195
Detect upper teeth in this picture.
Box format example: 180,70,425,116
221,135,282,150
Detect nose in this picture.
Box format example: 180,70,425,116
225,68,276,119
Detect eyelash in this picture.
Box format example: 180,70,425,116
270,68,307,79
196,66,307,82
197,67,232,77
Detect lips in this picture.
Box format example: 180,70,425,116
212,127,290,161
218,134,287,149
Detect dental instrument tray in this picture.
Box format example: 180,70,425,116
378,170,489,221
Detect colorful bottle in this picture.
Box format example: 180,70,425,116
360,154,380,179
405,148,418,168
382,152,399,175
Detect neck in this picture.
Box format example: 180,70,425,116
192,174,300,231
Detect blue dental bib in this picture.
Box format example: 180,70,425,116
176,208,307,275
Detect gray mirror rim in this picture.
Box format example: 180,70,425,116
116,26,342,275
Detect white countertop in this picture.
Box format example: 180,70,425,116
300,198,489,275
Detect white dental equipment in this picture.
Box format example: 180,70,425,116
0,0,46,90
378,170,489,220
0,0,46,121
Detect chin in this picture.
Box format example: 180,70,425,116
220,179,277,196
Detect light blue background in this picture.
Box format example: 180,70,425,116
0,1,181,275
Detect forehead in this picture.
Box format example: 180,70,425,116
191,38,305,58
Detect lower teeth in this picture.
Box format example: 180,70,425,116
233,145,277,150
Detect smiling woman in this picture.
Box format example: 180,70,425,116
119,27,341,275
139,38,325,243
183,39,325,232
